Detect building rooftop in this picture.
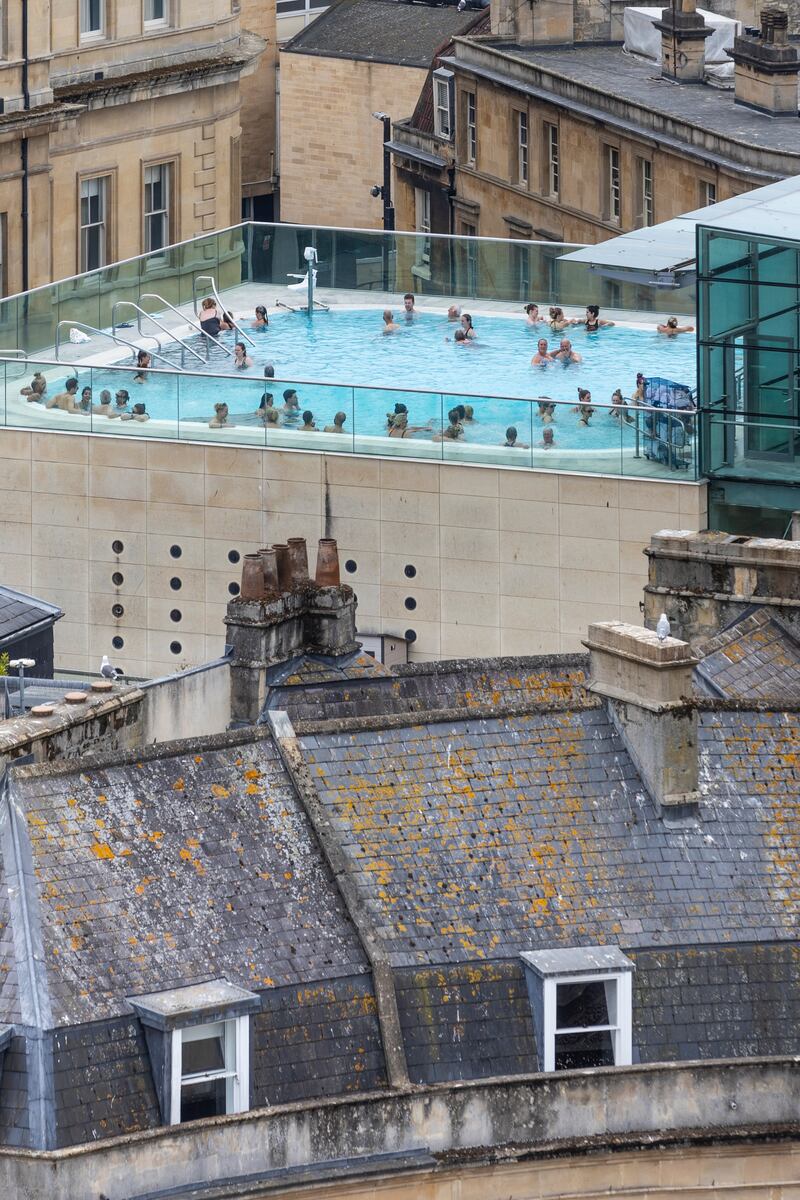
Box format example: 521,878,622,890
282,0,482,66
0,585,63,649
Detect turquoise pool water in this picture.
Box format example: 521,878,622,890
64,309,697,450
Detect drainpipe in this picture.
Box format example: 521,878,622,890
447,165,456,293
21,0,30,292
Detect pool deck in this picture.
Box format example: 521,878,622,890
3,286,698,482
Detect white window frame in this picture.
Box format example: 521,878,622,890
144,0,169,28
542,971,632,1073
517,111,529,186
414,187,431,270
144,161,172,256
169,1016,249,1125
703,180,717,207
80,175,110,273
639,158,653,228
80,0,105,41
545,123,559,197
607,145,621,223
465,91,477,165
433,70,454,141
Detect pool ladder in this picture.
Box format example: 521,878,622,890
111,301,206,368
54,321,184,370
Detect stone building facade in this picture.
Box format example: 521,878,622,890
390,0,800,246
0,1,262,294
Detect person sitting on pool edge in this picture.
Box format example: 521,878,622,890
46,377,80,413
531,338,553,366
503,426,529,448
209,402,234,429
382,310,401,334
574,388,595,425
133,349,151,383
20,372,47,401
539,427,556,449
121,402,150,423
610,388,634,423
554,338,582,364
658,316,694,336
584,304,614,332
300,410,317,431
324,411,348,433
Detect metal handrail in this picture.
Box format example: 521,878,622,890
111,301,206,365
139,292,234,357
54,321,183,370
193,274,257,347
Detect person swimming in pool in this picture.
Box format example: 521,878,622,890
388,412,433,438
133,349,151,384
233,342,253,370
452,329,476,347
531,338,554,366
382,310,401,334
584,304,614,332
554,338,582,364
549,306,575,332
433,408,464,441
538,427,556,449
252,305,269,329
300,410,317,431
524,303,543,326
610,388,634,423
537,398,556,424
78,386,93,413
503,426,529,448
403,293,417,320
209,402,234,429
256,391,275,419
574,388,595,425
324,411,348,433
447,304,462,321
657,316,694,336
282,389,301,417
460,313,476,339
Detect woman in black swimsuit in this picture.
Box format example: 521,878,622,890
198,297,221,338
584,304,614,332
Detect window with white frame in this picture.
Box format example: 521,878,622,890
144,0,169,26
80,176,110,272
144,162,172,254
702,179,717,207
544,122,559,197
638,158,653,228
521,947,634,1073
605,145,621,223
171,1018,249,1124
276,0,327,18
465,91,476,165
414,187,431,270
433,69,454,141
517,111,529,187
80,0,104,39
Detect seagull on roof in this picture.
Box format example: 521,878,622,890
656,613,671,642
100,655,120,680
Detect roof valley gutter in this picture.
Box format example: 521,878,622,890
266,710,411,1089
0,769,56,1149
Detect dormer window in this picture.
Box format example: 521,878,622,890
433,69,454,141
521,946,634,1073
129,979,260,1125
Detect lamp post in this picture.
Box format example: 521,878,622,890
371,112,395,293
9,658,35,713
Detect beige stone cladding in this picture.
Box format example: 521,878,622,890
239,0,278,204
279,53,427,228
0,429,706,677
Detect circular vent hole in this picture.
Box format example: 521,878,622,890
111,603,124,619
404,629,417,644
170,544,182,559
404,597,417,611
170,577,182,591
112,571,124,586
228,582,240,596
404,564,417,578
112,635,124,650
170,609,182,623
228,549,241,564
170,641,182,656
345,559,357,574
111,540,124,555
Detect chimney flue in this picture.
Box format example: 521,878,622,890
287,537,309,585
732,8,799,114
259,547,280,595
273,543,291,591
315,538,341,587
240,553,266,601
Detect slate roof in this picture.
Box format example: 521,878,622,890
694,608,800,700
282,0,481,67
3,734,368,1027
298,707,799,966
269,654,588,725
0,585,63,647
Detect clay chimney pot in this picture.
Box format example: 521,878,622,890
287,537,310,584
273,543,292,591
315,538,341,587
259,546,280,594
241,553,266,601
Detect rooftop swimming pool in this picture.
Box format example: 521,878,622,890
72,308,697,452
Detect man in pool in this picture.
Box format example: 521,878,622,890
447,304,462,321
107,389,131,417
539,427,556,449
46,377,80,413
658,316,694,336
403,293,416,319
382,310,401,334
282,388,300,415
300,410,317,431
531,338,553,366
264,363,275,379
503,426,529,448
324,411,347,433
433,408,464,441
554,338,582,364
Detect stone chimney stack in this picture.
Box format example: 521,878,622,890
732,9,800,115
644,530,800,646
584,622,700,818
490,0,574,46
655,0,712,83
224,537,359,725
